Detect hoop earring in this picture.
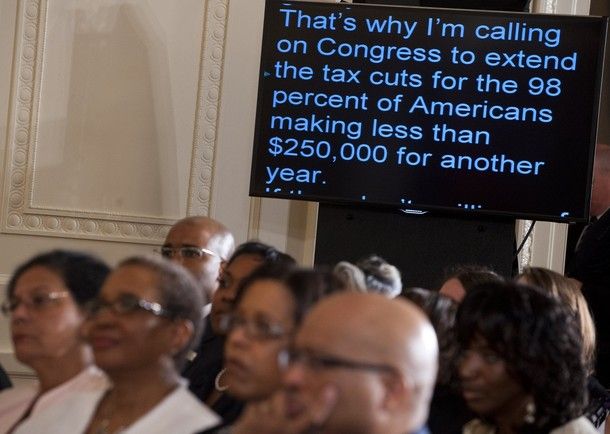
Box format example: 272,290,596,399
524,400,536,424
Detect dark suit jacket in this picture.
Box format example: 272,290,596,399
0,363,11,391
427,384,474,434
566,210,610,386
183,317,225,401
182,317,243,423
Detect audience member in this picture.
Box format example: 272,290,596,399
333,255,402,297
332,261,367,293
356,255,402,298
457,281,596,434
517,267,596,373
517,266,609,429
0,250,110,433
438,264,503,303
229,292,438,434
403,288,473,434
161,216,234,306
201,265,337,433
82,256,219,434
567,143,610,385
183,241,295,422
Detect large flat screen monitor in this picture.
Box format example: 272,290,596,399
249,0,608,222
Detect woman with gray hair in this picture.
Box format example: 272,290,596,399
333,254,402,298
82,256,219,434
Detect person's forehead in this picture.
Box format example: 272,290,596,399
295,310,358,355
225,254,264,278
468,334,492,350
102,265,160,301
439,277,466,302
13,266,65,295
164,222,217,247
237,280,295,321
296,296,418,364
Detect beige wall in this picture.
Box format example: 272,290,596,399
0,0,597,381
0,0,317,381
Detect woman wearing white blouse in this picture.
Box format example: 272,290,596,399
0,250,110,434
82,256,219,434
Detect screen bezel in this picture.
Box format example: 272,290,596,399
249,0,608,223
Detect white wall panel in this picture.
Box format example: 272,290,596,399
1,0,229,244
0,0,232,380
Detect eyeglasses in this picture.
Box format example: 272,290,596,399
218,313,288,340
1,290,70,316
85,293,171,318
278,348,397,374
155,246,224,261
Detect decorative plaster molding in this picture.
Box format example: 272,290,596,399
189,0,229,216
1,0,229,243
531,0,558,13
545,0,558,13
248,197,262,240
517,220,534,271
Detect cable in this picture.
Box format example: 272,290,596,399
514,220,536,259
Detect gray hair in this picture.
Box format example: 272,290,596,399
118,255,204,369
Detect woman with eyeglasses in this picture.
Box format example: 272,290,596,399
183,241,295,424
81,255,219,434
0,250,110,434
199,263,337,433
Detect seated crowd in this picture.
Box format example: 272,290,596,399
0,215,608,434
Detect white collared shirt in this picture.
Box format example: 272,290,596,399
0,365,109,434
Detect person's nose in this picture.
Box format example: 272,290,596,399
87,303,120,327
283,361,306,388
458,351,481,380
220,286,237,304
226,323,250,349
10,301,31,322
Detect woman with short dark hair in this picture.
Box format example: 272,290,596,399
185,241,296,424
0,249,110,434
200,264,337,433
439,264,503,303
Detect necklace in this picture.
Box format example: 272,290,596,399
91,389,125,434
93,422,125,434
215,368,228,392
93,419,111,434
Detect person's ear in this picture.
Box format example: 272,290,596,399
381,372,410,412
169,319,194,356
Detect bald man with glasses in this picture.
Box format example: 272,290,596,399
223,292,438,434
161,216,234,306
162,217,234,406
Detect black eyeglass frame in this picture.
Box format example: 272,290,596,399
279,348,397,375
218,313,288,340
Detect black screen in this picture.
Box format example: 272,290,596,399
250,0,608,222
